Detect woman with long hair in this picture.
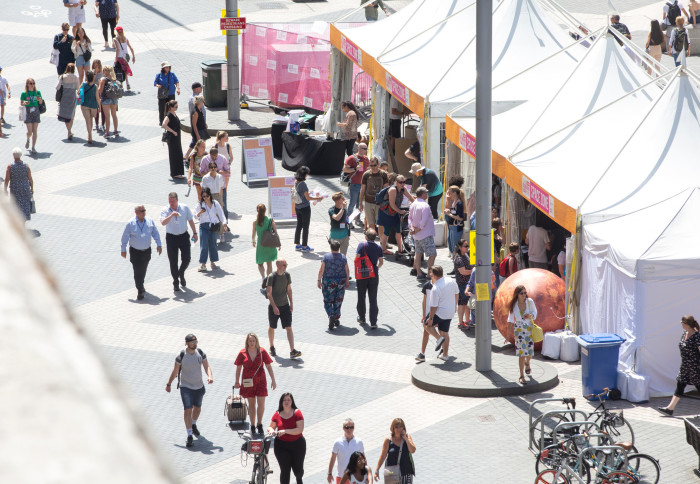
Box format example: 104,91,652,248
187,139,207,200
507,285,537,385
20,78,43,154
113,26,135,90
453,239,472,328
79,69,98,143
234,333,276,434
268,393,306,484
293,166,323,252
98,65,118,137
215,130,233,220
196,187,226,271
645,20,665,73
91,58,104,131
252,203,279,279
71,27,92,84
444,185,465,258
337,100,360,156
56,63,79,140
162,99,185,178
340,451,373,484
374,418,416,484
658,315,700,415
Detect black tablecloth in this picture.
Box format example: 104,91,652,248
271,121,286,159
281,132,346,176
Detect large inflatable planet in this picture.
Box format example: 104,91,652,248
493,268,566,349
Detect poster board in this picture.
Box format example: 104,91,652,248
469,229,496,266
268,176,297,222
241,137,275,186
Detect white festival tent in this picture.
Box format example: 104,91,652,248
330,0,581,171
581,188,700,397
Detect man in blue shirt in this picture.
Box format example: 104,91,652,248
160,192,197,292
121,204,162,299
355,228,384,329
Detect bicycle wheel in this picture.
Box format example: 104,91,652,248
600,471,636,483
536,450,591,483
534,469,571,483
531,413,571,451
622,453,660,484
601,413,635,446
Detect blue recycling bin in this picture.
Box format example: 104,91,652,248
576,333,625,400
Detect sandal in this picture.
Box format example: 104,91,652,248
197,264,207,272
210,263,218,270
519,376,527,385
525,366,532,375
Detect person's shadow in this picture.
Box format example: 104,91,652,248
174,434,224,454
173,289,206,302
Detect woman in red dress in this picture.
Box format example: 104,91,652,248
234,333,277,435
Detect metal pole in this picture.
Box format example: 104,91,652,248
475,0,493,372
226,0,240,121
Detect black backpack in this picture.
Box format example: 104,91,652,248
260,272,290,297
667,1,681,25
104,79,123,100
375,185,395,214
673,28,687,52
176,348,204,389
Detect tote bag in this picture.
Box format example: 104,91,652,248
261,218,281,248
354,243,376,280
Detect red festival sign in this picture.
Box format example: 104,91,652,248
385,73,409,106
522,176,555,217
459,128,476,158
340,34,362,67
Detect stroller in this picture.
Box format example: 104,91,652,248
393,208,415,265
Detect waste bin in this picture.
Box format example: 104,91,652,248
576,333,625,399
201,60,227,108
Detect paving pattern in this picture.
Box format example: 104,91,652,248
2,0,699,482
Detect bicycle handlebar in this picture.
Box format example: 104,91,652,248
237,430,276,441
583,387,610,399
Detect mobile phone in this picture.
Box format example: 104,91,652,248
191,236,195,243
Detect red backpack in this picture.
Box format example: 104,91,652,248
354,243,376,280
498,254,516,277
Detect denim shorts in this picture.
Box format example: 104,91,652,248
75,55,90,67
101,98,117,106
180,386,205,409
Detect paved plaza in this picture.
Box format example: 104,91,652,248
2,0,700,482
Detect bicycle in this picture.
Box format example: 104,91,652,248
531,389,634,451
535,444,636,484
238,430,275,484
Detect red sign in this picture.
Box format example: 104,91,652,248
339,34,362,67
459,128,476,158
220,17,246,30
522,176,555,217
386,73,409,106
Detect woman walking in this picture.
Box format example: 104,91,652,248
374,418,416,484
507,285,537,385
234,333,276,434
645,20,665,73
79,70,98,143
252,203,278,279
190,95,208,145
454,240,472,328
4,148,34,223
162,100,185,179
293,166,323,252
114,26,135,90
71,27,92,84
91,59,105,131
201,160,225,240
444,185,465,257
154,61,180,125
20,78,43,154
94,0,119,48
337,100,360,156
196,187,225,271
53,23,76,75
98,65,119,138
340,452,373,484
268,393,306,484
658,315,700,416
318,240,350,330
187,139,207,200
215,130,233,220
56,63,79,140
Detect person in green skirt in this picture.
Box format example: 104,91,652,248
252,203,278,281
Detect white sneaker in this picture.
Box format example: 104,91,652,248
434,336,445,352
437,354,449,361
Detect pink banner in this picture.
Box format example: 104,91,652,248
522,176,555,217
340,34,363,67
459,128,476,158
385,73,409,106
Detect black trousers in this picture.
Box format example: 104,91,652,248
158,94,176,125
100,17,117,42
129,247,151,292
294,206,311,246
273,436,306,484
356,276,379,324
344,138,355,156
166,232,190,284
428,194,442,220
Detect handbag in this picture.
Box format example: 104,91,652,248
49,48,59,66
198,128,211,141
203,202,222,232
80,43,92,63
261,218,281,248
38,99,46,114
157,73,171,99
125,52,130,63
30,196,36,214
467,295,477,310
55,81,64,102
532,323,544,343
161,130,171,143
383,441,403,484
354,243,376,280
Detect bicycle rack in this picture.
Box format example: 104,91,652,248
530,409,589,454
576,445,629,481
528,397,577,436
552,421,601,446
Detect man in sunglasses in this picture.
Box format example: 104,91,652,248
359,156,388,231
327,418,364,483
121,205,162,300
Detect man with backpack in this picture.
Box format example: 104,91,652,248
266,259,302,359
498,242,519,279
663,0,689,28
359,157,388,231
355,229,384,329
669,16,691,66
165,333,213,448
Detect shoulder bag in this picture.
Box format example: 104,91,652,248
49,47,59,66
55,77,64,102
261,218,281,248
529,299,544,343
354,243,376,280
203,202,222,232
340,154,357,185
81,43,92,63
383,441,403,484
157,73,170,99
38,98,46,114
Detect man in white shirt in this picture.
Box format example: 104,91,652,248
424,266,459,360
327,418,364,483
525,224,550,269
160,192,198,291
662,0,690,28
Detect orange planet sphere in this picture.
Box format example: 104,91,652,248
494,268,566,350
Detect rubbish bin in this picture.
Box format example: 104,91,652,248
576,333,625,399
201,60,227,108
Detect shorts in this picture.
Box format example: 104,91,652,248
81,106,97,119
425,315,451,333
268,304,292,329
378,210,400,233
68,6,87,26
101,98,117,106
0,96,5,107
363,201,379,226
75,55,90,67
414,236,437,257
389,118,401,138
180,386,205,409
189,137,197,149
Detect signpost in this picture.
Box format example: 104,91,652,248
224,0,241,121
220,17,246,30
268,176,297,222
241,137,275,186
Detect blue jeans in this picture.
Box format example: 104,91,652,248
447,225,463,254
180,386,205,409
673,52,685,67
199,223,219,263
348,183,361,217
222,187,229,219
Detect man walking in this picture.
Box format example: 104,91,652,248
121,204,162,300
160,192,197,291
409,187,436,279
342,143,369,227
359,157,388,231
166,334,213,448
327,418,364,484
525,223,550,269
267,259,302,359
184,82,205,160
422,266,459,361
355,229,384,329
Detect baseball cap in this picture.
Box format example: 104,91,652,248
185,334,197,343
115,26,124,32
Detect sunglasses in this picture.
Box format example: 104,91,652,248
203,193,210,197
397,181,406,184
209,165,217,168
28,82,35,85
370,164,378,167
136,209,146,212
343,425,354,430
520,292,527,296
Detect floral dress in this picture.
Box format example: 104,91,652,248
677,331,700,386
507,297,537,357
8,161,32,220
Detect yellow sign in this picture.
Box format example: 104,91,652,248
476,283,490,301
469,230,496,266
222,9,241,35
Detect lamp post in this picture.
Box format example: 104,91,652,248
225,0,240,121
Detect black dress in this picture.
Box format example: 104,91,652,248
677,331,700,386
166,112,184,177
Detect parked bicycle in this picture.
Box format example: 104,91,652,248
238,430,275,484
534,442,636,484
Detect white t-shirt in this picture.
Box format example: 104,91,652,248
389,96,403,120
526,225,550,263
663,1,686,25
115,39,129,59
201,173,224,195
0,76,8,95
332,436,364,478
216,142,231,163
428,277,459,320
557,250,566,267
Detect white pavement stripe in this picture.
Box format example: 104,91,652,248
182,385,483,483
